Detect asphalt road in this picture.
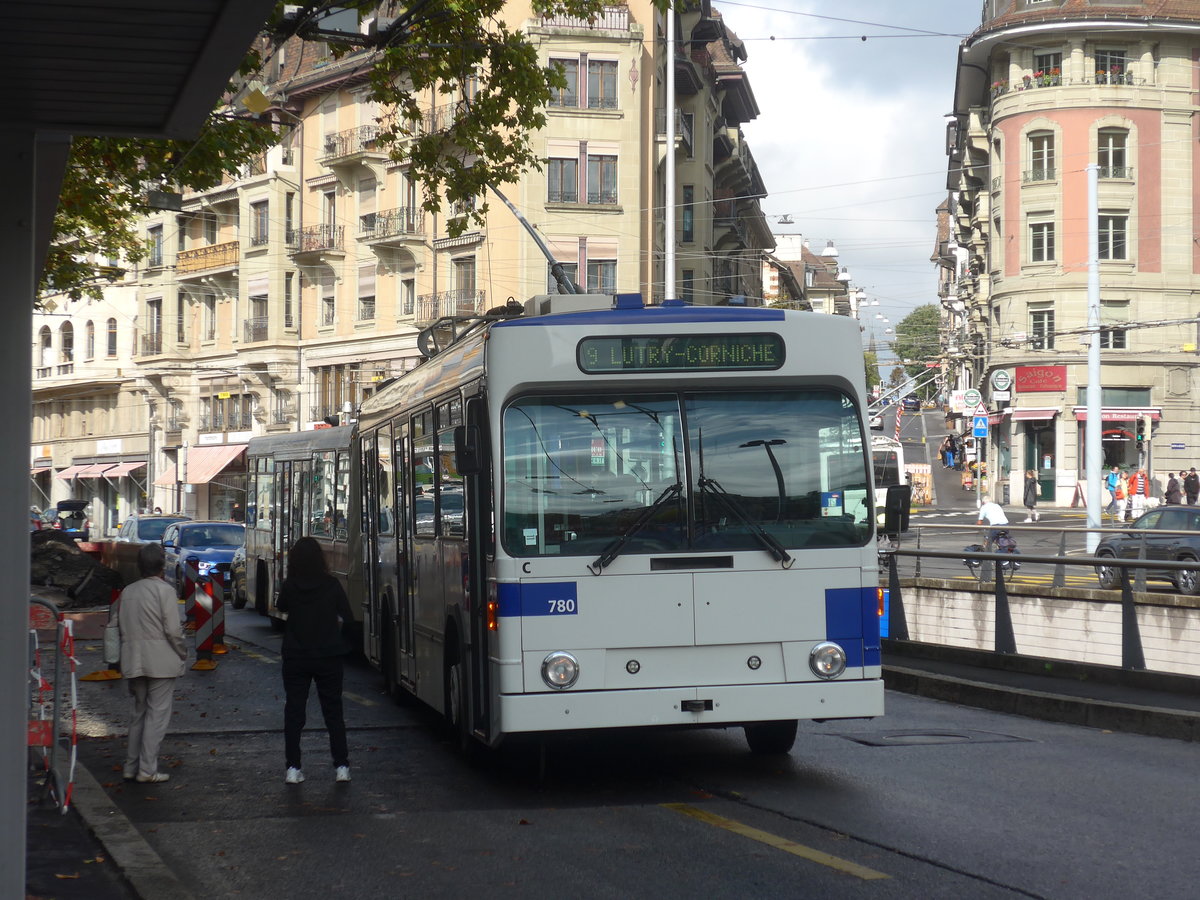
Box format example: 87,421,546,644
65,604,1199,899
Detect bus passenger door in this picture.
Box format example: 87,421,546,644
360,435,381,664
462,396,492,744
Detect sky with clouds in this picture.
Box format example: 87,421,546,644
717,1,983,331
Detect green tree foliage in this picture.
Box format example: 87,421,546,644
891,304,941,380
862,350,881,391
44,1,672,300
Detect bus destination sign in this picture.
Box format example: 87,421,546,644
578,333,785,374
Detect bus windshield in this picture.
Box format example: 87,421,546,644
502,389,870,558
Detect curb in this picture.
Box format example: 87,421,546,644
883,664,1200,743
68,758,196,900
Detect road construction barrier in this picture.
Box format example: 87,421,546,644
182,555,199,632
29,597,78,812
191,574,223,671
80,586,122,682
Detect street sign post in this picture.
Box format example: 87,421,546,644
972,415,989,437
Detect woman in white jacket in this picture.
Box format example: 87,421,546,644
118,542,187,783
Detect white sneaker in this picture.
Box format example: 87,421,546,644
285,767,305,784
1023,517,1031,523
335,765,351,783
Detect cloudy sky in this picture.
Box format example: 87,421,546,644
718,1,983,331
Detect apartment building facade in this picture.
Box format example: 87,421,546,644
944,0,1200,506
31,1,774,528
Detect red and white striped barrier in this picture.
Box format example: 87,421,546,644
190,576,223,671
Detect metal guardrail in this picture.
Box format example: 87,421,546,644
880,522,1200,671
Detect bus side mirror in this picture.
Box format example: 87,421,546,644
882,484,911,537
454,424,483,475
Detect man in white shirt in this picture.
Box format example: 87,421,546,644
977,500,1009,542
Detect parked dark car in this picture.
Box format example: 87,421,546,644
1094,506,1200,594
101,513,191,586
162,521,245,602
51,500,91,542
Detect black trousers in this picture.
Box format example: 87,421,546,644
283,655,348,769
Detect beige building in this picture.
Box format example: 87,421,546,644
944,0,1200,507
32,2,777,528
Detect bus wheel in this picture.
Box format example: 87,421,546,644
744,720,798,754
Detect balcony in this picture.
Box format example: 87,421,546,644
991,71,1148,102
358,207,423,244
1022,168,1055,184
140,333,163,356
244,317,269,343
415,288,487,324
177,240,239,276
1099,166,1134,180
319,125,385,166
292,223,345,258
540,5,629,30
655,108,694,157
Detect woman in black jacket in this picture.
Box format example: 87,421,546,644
1022,469,1040,522
277,536,353,784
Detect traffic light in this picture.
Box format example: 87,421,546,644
1136,419,1146,449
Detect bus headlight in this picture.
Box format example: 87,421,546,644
809,642,847,680
541,652,580,690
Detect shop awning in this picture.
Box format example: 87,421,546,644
155,444,245,486
988,409,1010,425
30,466,51,476
1012,407,1061,421
55,464,89,480
76,463,116,478
103,461,146,478
186,444,245,484
1072,407,1161,422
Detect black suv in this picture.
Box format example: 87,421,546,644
1094,506,1200,594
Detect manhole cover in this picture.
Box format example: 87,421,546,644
837,730,1031,747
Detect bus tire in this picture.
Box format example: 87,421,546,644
744,720,798,754
443,630,479,758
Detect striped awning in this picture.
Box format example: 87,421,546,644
1012,407,1060,421
103,461,146,478
154,444,245,485
76,463,116,478
54,464,89,480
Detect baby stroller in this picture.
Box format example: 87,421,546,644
963,530,1021,573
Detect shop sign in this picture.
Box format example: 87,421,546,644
1015,365,1066,393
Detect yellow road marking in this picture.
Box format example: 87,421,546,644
662,803,889,880
343,691,377,707
238,649,277,665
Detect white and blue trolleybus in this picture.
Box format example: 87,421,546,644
350,293,908,753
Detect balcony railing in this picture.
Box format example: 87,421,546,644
295,223,344,254
320,125,382,161
271,408,293,425
357,298,375,321
244,317,268,343
547,187,579,203
321,301,335,327
415,288,486,323
992,72,1147,99
541,5,629,30
1022,168,1056,183
177,240,239,274
655,108,694,155
140,333,163,356
359,207,423,239
1099,166,1134,179
587,188,618,205
165,417,185,433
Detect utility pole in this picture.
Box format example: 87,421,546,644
1085,164,1102,553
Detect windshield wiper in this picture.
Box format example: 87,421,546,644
588,482,683,574
697,476,793,568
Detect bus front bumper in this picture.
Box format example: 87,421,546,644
498,678,883,734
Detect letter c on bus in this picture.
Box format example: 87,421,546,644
522,562,532,574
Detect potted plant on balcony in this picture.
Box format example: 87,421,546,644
991,80,1007,98
1049,66,1061,86
1022,74,1032,89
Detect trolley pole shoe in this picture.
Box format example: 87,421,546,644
182,555,200,633
191,577,218,671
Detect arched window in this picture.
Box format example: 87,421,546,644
85,321,95,360
38,326,52,368
106,318,118,357
60,322,74,363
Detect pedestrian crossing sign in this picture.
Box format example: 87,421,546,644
972,415,988,437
